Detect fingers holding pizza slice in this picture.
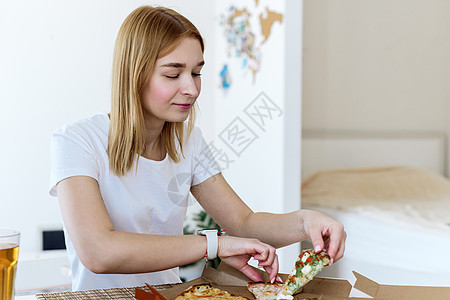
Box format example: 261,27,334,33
248,249,330,300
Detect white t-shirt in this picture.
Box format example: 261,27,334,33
49,112,221,291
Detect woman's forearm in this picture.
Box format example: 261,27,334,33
236,209,346,263
230,210,306,249
78,232,207,274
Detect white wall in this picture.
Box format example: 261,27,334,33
211,0,302,272
302,0,450,173
0,0,216,256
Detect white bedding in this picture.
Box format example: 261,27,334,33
301,166,450,286
302,207,450,287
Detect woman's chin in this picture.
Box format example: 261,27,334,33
168,114,190,123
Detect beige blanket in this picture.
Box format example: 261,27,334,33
302,166,450,232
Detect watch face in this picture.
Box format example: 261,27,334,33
197,229,218,235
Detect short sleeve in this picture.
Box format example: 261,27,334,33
49,127,100,197
191,128,222,186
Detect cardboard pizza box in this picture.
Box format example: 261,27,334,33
352,271,450,300
158,263,450,299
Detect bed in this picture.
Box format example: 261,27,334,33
301,130,450,287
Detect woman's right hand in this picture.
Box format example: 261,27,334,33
217,236,280,283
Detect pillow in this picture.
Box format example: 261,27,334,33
301,166,450,228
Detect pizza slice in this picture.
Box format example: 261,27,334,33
276,249,330,299
175,283,248,299
247,282,284,300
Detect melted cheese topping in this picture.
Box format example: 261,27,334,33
276,294,294,300
301,252,310,263
302,264,312,275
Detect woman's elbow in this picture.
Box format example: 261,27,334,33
78,248,116,274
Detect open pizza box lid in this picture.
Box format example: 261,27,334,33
156,263,450,299
351,271,450,300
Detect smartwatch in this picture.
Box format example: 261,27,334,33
197,229,218,260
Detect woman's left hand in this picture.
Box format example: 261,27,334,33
217,236,281,283
300,210,346,265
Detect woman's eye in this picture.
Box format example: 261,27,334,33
165,75,179,79
192,73,202,77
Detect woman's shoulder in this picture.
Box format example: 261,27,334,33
54,112,109,137
183,124,207,146
175,124,206,157
188,124,202,138
52,112,110,150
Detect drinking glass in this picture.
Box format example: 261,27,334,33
0,230,20,300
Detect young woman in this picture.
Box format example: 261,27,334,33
50,6,346,291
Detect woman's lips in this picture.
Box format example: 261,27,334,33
173,103,191,110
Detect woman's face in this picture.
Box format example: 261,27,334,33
141,37,204,126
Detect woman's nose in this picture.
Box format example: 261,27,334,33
180,76,200,97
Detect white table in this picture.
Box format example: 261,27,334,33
16,296,35,300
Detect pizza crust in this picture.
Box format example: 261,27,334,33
247,282,284,300
175,283,248,299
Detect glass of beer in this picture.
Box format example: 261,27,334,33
0,230,20,300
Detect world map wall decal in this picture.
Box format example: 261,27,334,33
219,3,283,88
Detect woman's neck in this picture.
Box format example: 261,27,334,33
142,121,165,161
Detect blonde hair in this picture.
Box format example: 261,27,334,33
108,6,204,176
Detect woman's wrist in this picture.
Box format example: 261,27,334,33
217,235,227,258
295,209,309,240
197,229,218,260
